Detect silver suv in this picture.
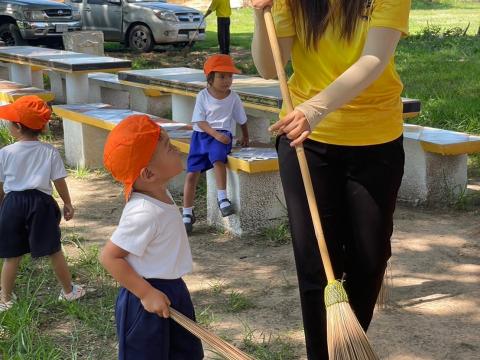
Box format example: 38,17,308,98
0,0,82,47
67,0,206,52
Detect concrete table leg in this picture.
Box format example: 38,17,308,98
63,72,107,168
241,108,275,145
399,137,468,205
49,71,66,103
0,63,11,80
10,64,32,85
171,94,196,123
206,168,287,236
31,70,44,89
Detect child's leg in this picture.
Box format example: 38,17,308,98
213,161,227,192
49,250,73,294
1,256,22,302
183,172,201,209
213,161,235,216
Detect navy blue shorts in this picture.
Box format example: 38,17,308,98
0,190,62,258
115,278,204,360
186,130,232,173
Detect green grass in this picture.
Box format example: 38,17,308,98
0,246,117,360
0,124,14,148
67,165,92,180
241,327,296,360
225,290,255,313
261,222,291,247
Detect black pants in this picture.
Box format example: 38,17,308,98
217,17,230,54
276,135,404,359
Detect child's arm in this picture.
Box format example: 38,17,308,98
53,178,74,221
100,241,171,317
0,182,4,205
239,124,249,147
197,121,231,145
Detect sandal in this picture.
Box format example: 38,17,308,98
218,199,235,217
183,210,196,235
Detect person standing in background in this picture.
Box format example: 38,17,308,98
205,0,232,54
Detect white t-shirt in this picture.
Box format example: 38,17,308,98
191,88,247,134
111,192,193,279
0,141,67,195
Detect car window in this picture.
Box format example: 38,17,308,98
87,0,108,4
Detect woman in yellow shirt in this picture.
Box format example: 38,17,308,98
252,0,411,358
205,0,232,54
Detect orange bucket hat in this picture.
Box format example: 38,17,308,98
204,54,241,76
0,95,51,130
103,114,161,201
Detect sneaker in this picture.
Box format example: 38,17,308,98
183,210,196,235
0,300,13,312
218,199,235,217
58,284,86,301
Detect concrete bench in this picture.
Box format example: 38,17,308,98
400,124,480,205
0,79,54,104
52,102,480,235
88,72,171,118
52,103,286,236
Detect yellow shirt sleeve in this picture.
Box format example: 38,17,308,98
370,0,411,36
208,0,218,12
272,0,295,38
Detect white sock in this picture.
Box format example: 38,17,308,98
217,190,230,209
183,207,193,223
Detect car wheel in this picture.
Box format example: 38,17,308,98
128,25,154,53
0,24,26,46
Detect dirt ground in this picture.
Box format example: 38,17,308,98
60,167,479,359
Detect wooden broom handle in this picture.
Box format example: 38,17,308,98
263,8,335,282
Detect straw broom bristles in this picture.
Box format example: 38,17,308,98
262,8,380,360
376,261,393,310
325,281,379,359
169,308,254,360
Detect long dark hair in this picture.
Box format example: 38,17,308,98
287,0,368,48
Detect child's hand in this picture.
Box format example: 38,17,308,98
63,203,74,221
215,132,231,145
238,136,249,147
141,288,171,318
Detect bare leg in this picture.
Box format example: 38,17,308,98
50,250,72,294
183,172,201,208
213,162,227,191
1,256,22,302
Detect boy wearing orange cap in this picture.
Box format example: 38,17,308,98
0,96,85,312
182,54,248,234
100,115,203,360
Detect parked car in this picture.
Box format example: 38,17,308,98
66,0,206,52
0,0,82,47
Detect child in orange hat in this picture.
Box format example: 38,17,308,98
100,115,203,360
0,96,85,312
182,54,249,234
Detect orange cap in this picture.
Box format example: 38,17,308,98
0,95,51,130
204,54,241,76
103,115,161,201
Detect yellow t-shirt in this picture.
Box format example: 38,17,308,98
273,0,411,146
209,0,232,18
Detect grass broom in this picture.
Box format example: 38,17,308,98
262,8,379,360
169,307,254,360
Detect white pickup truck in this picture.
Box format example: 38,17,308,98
66,0,206,52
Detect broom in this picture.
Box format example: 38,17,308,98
262,8,379,360
169,307,254,360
